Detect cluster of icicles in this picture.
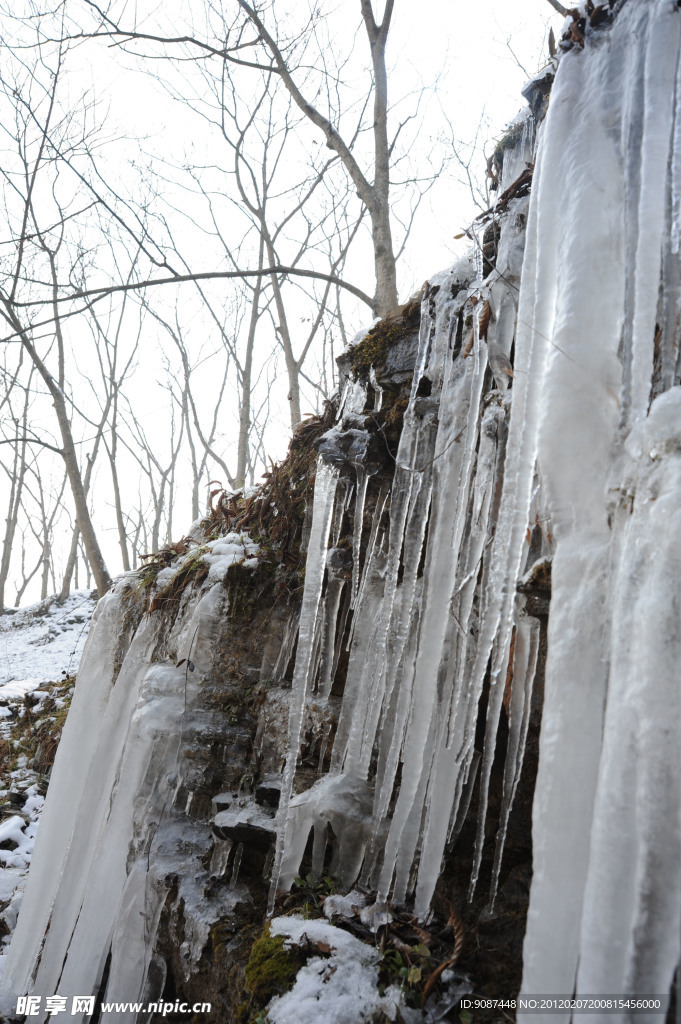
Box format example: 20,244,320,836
271,236,541,923
3,1,681,1018
273,0,681,1015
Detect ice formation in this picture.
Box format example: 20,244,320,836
0,557,250,1020
3,1,681,1016
272,0,681,1012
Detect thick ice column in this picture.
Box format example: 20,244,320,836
269,460,339,906
0,585,158,1007
521,0,681,1012
576,390,681,1019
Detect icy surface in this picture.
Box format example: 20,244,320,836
0,573,246,1020
514,2,681,1016
0,594,95,978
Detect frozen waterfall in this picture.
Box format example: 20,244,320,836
3,1,681,1018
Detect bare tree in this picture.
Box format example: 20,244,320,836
0,356,35,609
0,40,113,594
59,0,426,316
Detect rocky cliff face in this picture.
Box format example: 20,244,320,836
5,3,681,1022
0,147,543,1017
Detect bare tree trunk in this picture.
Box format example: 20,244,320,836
264,237,301,429
238,0,398,315
59,525,80,602
0,422,29,610
3,312,112,598
361,0,398,313
109,453,131,571
236,238,265,485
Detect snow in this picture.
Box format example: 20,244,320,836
203,532,259,584
267,916,407,1024
0,591,95,691
4,4,681,1016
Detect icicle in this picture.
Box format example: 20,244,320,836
352,484,389,617
369,366,384,412
269,460,339,909
412,396,509,919
627,6,681,425
488,612,539,908
278,613,300,677
350,467,369,608
229,843,244,890
330,477,352,548
318,722,332,772
318,577,345,698
377,290,487,907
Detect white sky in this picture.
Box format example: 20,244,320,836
74,0,560,292
0,0,564,603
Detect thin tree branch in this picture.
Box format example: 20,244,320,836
0,437,64,455
8,265,374,312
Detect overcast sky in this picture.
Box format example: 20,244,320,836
0,0,564,604
73,0,561,293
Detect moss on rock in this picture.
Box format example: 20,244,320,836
347,295,421,379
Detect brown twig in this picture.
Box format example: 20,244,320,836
422,901,465,1002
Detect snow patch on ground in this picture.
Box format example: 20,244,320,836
268,916,412,1024
0,591,95,976
0,591,95,690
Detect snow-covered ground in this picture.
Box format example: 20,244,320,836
0,591,96,976
0,591,95,693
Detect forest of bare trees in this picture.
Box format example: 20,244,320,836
0,0,553,609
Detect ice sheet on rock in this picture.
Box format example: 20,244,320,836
0,586,136,1006
576,388,681,1010
0,581,232,1020
518,3,681,1015
276,774,373,892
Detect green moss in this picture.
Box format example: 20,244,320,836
348,297,421,379
225,559,304,623
148,548,209,613
492,120,525,177
243,925,303,1002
